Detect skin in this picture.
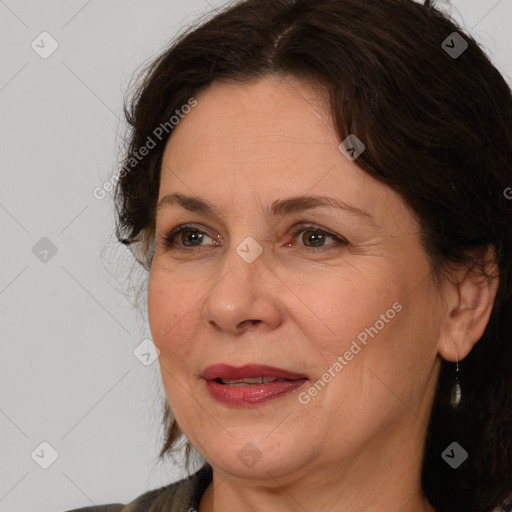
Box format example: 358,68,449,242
147,75,498,512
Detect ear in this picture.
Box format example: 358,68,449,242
437,245,499,362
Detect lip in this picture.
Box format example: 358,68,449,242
202,364,308,408
202,363,307,381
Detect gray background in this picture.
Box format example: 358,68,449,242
1,1,511,511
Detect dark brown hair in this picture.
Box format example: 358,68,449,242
114,0,512,510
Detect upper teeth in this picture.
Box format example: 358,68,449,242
220,377,286,385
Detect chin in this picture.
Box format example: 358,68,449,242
198,433,313,481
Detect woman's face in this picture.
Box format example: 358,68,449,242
148,76,446,481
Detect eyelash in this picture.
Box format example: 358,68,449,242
162,223,348,252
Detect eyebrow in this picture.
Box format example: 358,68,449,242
156,193,377,225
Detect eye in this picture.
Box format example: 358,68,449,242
163,224,220,250
288,224,347,251
161,223,347,252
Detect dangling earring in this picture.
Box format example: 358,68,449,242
450,350,461,408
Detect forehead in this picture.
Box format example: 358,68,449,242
166,77,331,154
158,76,415,233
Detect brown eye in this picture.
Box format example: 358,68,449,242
179,229,204,247
162,223,346,252
301,229,327,247
289,224,347,251
164,225,218,249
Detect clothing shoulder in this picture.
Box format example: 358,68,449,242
62,464,212,512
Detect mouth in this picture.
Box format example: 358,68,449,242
213,376,298,386
202,363,308,382
202,364,309,407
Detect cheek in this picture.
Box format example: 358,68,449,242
320,278,441,426
148,265,199,327
287,261,403,356
147,268,200,361
296,261,435,396
148,271,201,414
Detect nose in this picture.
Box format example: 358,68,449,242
202,243,282,335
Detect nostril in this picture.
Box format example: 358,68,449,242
237,319,261,329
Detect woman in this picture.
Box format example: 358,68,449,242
67,0,512,510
